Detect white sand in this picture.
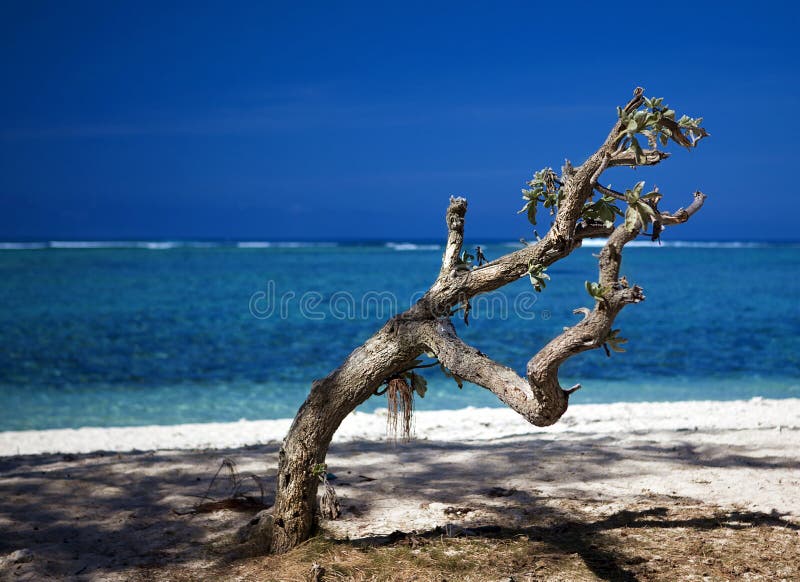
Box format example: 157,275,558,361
1,398,798,580
1,397,797,456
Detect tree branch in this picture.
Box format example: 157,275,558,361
421,319,569,426
424,185,708,428
438,196,467,278
414,88,653,319
608,149,670,167
413,221,614,320
421,225,646,427
552,87,643,238
593,183,627,201
659,191,707,225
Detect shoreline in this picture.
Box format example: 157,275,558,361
2,397,798,457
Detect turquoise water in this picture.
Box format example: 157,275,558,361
1,241,799,430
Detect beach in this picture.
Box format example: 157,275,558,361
1,398,799,580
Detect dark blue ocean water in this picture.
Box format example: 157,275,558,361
1,241,799,430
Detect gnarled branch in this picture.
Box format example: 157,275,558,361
659,191,707,225
422,224,645,428
439,196,467,278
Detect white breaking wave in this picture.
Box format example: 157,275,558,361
385,242,441,251
579,239,656,248
47,241,181,250
579,239,771,249
138,242,178,250
661,241,768,248
0,242,49,250
236,241,338,248
0,240,787,251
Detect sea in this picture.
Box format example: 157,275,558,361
1,240,799,431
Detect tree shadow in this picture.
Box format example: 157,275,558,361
346,506,799,581
0,428,796,579
0,446,277,579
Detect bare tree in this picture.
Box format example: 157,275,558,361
266,88,708,553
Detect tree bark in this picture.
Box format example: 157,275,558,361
265,88,707,553
269,323,424,553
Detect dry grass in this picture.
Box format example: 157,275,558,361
132,500,800,581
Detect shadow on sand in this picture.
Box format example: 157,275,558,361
0,433,797,579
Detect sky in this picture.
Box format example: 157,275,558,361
0,1,798,241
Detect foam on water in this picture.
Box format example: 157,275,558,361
237,241,339,248
0,240,792,251
385,242,441,251
0,242,49,250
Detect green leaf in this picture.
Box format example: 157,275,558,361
518,167,564,226
636,206,651,229
527,202,537,225
638,201,657,217
582,195,623,228
630,138,644,164
409,372,427,398
585,280,608,300
624,205,640,232
528,262,550,292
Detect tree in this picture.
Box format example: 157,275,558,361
265,87,708,553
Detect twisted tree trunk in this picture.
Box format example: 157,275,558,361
266,87,708,553
269,327,424,553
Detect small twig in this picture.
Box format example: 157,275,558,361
594,183,627,201
203,458,238,501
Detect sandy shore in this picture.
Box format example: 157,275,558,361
1,398,798,580
2,397,798,457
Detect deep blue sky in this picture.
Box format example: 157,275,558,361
1,1,797,241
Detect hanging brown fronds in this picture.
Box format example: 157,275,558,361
386,376,414,441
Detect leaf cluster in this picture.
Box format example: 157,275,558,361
582,195,624,227
311,463,328,480
623,181,660,232
585,280,608,301
527,261,550,292
617,95,708,164
518,168,562,226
